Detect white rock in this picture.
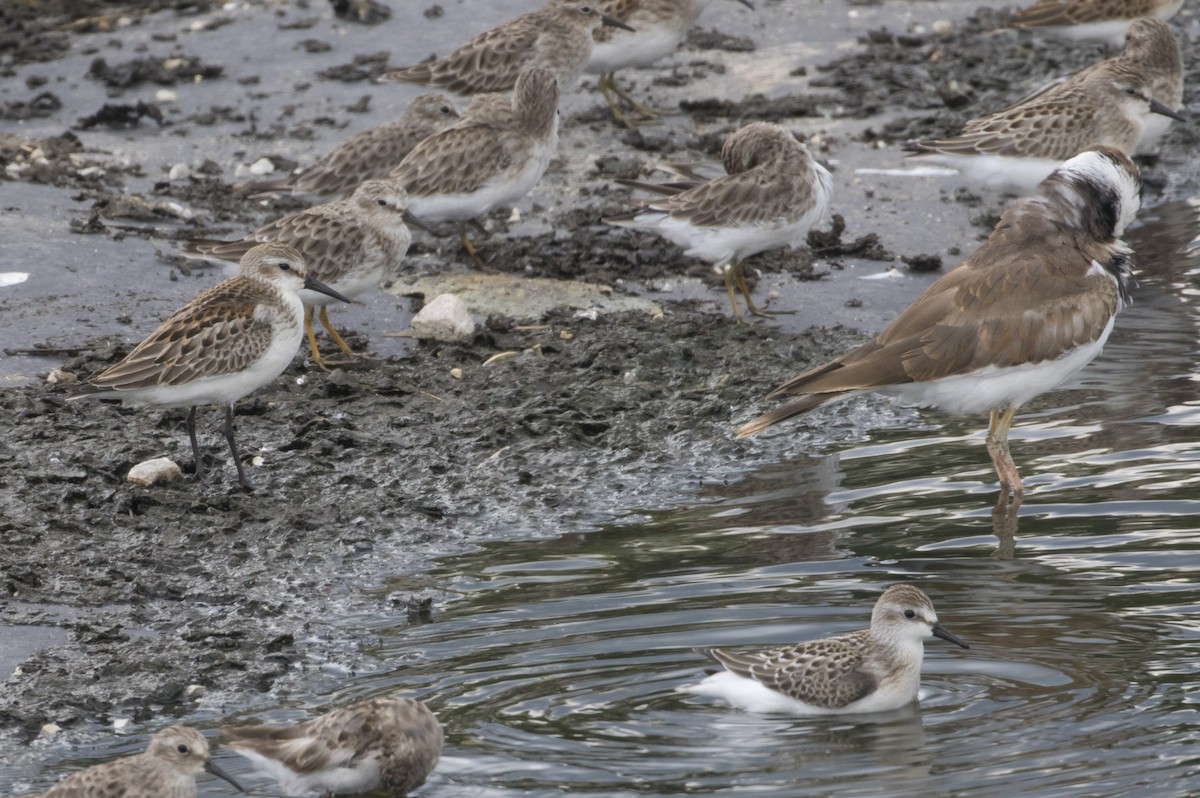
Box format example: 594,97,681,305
248,157,275,176
127,458,183,487
41,723,61,735
167,163,190,181
155,88,177,104
45,368,76,385
185,684,206,698
932,19,954,36
112,718,132,731
410,293,475,341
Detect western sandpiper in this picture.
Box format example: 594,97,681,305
183,180,416,367
1010,0,1184,44
604,121,833,320
221,697,442,797
34,726,243,798
681,584,969,715
71,243,350,490
736,147,1141,505
905,58,1184,192
240,95,460,198
587,0,754,124
380,0,634,94
389,66,560,262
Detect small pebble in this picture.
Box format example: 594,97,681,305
248,157,275,176
127,458,183,487
450,367,463,379
41,723,61,735
167,163,190,181
155,88,177,103
185,684,206,698
46,368,76,385
932,19,954,36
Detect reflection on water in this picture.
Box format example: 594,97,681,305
11,204,1200,793
272,201,1200,797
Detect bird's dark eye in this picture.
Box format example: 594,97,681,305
376,198,388,206
279,262,292,272
440,105,453,115
1124,87,1137,96
580,4,592,12
177,744,190,754
904,609,916,619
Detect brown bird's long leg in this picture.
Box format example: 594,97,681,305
186,404,205,482
986,405,1023,505
222,403,252,492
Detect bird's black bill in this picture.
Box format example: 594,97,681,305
303,276,353,304
932,622,970,649
600,14,636,31
403,210,434,235
1149,99,1187,122
205,760,246,793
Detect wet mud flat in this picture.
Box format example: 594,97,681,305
0,308,863,742
1,0,1198,762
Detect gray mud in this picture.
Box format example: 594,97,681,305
0,0,1197,761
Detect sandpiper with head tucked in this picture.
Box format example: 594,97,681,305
71,243,350,490
1009,0,1184,44
736,148,1142,505
389,66,561,262
586,0,754,124
605,121,832,321
681,584,969,715
34,726,243,798
183,180,417,368
380,0,634,95
240,94,460,199
221,697,442,797
904,58,1184,192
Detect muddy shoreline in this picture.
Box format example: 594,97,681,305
1,0,1197,771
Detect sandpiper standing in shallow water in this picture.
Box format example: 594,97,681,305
221,697,442,797
904,58,1184,192
71,243,350,490
240,95,460,198
1009,0,1184,44
736,148,1142,508
586,0,754,125
681,584,969,715
605,121,832,321
34,726,243,798
380,0,634,94
183,180,417,368
389,66,560,262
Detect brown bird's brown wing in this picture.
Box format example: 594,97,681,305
382,15,539,93
1011,0,1158,26
764,221,1121,403
704,631,878,709
617,169,806,229
391,123,514,197
186,205,369,285
85,278,276,391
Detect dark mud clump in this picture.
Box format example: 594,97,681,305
0,307,858,739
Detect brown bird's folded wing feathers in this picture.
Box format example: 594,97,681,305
619,171,799,229
85,279,276,391
392,123,515,197
704,635,879,709
1011,0,1157,27
738,214,1122,436
914,94,1098,161
386,17,539,93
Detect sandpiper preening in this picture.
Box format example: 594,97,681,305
737,148,1142,507
222,696,442,797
